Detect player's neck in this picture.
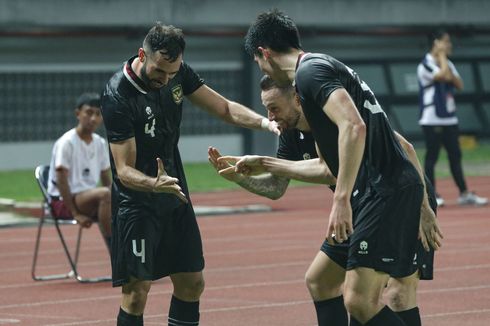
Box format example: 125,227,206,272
296,115,310,132
282,49,303,83
131,57,144,80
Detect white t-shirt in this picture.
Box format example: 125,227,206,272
417,53,460,126
47,128,110,197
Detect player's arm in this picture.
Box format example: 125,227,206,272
394,131,443,250
323,88,366,242
208,147,289,200
187,85,279,134
109,138,187,202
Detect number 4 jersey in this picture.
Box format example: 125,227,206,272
101,56,204,210
295,53,421,196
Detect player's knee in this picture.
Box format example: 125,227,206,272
385,287,408,311
344,289,378,319
175,276,205,300
385,280,418,311
123,283,150,313
305,270,340,299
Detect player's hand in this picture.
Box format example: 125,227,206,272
326,198,353,245
73,213,93,228
267,120,281,136
419,204,443,251
218,155,267,176
208,147,241,182
153,158,188,203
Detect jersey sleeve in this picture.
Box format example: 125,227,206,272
296,59,344,110
53,139,73,170
181,62,205,95
101,94,135,143
276,132,298,160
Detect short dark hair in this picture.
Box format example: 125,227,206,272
428,28,448,48
245,9,302,57
143,22,185,62
75,92,100,110
260,75,294,94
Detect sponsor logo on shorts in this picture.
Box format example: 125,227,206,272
381,257,395,263
353,189,359,197
358,240,368,254
303,153,311,160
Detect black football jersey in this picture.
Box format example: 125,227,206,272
277,129,317,161
101,56,204,210
295,53,420,195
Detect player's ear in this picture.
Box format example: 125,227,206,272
138,48,146,63
258,47,271,60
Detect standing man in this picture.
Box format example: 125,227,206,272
212,75,438,326
417,29,487,207
244,10,442,325
48,92,112,254
101,23,278,326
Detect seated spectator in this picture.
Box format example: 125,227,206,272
47,92,112,252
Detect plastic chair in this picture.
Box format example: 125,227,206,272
31,164,110,283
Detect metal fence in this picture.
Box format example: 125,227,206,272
0,62,243,142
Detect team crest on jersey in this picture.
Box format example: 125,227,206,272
172,84,183,104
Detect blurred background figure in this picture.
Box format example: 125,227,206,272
417,29,488,207
47,92,112,253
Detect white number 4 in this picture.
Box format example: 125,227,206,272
145,119,156,137
132,239,146,263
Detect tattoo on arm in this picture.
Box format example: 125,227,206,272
236,173,290,200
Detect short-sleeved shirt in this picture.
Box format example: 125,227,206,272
48,128,110,197
277,129,317,161
295,53,420,198
101,56,204,213
417,53,460,126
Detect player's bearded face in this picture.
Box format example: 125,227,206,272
140,52,181,89
262,90,300,131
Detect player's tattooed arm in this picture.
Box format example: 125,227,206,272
236,173,290,200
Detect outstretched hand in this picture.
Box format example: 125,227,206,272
153,158,188,203
419,205,443,251
218,155,267,176
208,147,241,182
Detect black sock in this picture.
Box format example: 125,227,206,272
365,306,406,325
168,295,199,325
397,307,421,326
314,295,348,326
117,307,143,326
350,316,362,325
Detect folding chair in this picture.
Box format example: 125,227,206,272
31,164,110,283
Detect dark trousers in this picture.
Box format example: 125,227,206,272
422,125,467,194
